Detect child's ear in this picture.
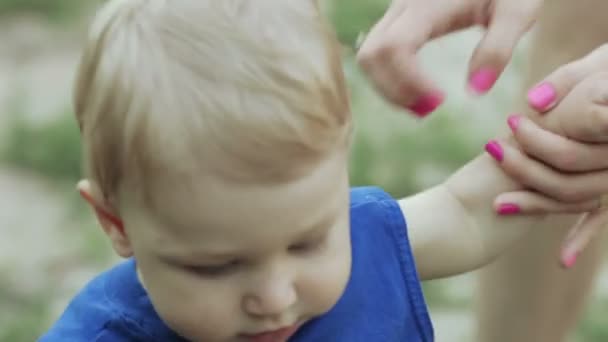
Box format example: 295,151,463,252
77,180,133,258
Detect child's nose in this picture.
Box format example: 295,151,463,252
242,277,297,318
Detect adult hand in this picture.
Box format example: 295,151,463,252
357,0,543,117
489,45,608,267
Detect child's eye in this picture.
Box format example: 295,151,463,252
185,261,240,277
288,236,326,255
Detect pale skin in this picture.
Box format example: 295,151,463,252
359,0,608,340
359,0,608,253
77,77,608,341
357,0,543,116
404,75,608,278
498,62,608,263
477,2,608,340
80,151,354,342
58,0,608,342
71,3,608,342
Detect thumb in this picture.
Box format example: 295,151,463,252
467,8,535,95
527,45,608,113
557,72,608,143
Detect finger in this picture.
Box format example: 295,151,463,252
527,50,603,113
385,9,446,116
560,208,608,268
563,213,589,244
507,114,608,171
485,139,608,202
554,72,608,143
468,4,536,95
370,0,408,33
493,191,600,216
357,9,444,117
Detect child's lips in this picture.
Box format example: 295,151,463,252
241,323,301,342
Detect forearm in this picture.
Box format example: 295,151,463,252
402,138,548,280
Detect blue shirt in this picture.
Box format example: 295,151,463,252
39,187,433,341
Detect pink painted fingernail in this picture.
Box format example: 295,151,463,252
485,140,504,162
498,203,520,215
408,91,445,117
469,68,498,95
528,82,557,111
507,114,522,132
561,251,579,269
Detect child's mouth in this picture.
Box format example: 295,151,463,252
241,322,302,342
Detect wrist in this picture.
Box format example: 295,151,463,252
442,151,543,267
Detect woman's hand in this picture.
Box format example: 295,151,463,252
488,46,608,267
356,0,543,117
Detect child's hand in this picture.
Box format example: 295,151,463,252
489,45,608,267
357,0,543,117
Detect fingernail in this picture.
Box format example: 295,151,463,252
497,203,520,215
485,140,504,162
469,68,498,95
507,114,522,132
408,91,445,117
561,251,579,269
528,82,557,111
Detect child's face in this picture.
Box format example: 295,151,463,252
121,152,351,342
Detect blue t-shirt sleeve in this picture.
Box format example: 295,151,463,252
38,260,176,342
351,186,433,340
292,186,433,341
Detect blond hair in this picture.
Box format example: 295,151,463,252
74,0,351,207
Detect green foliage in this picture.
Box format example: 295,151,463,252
0,285,52,342
0,0,89,20
1,111,82,183
576,297,608,342
349,118,475,197
326,0,390,47
422,282,451,308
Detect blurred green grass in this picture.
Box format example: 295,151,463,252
576,298,608,341
2,110,82,185
0,0,91,24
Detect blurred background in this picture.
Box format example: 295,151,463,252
0,1,606,341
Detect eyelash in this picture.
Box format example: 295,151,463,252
186,261,241,277
183,235,328,277
288,235,327,254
